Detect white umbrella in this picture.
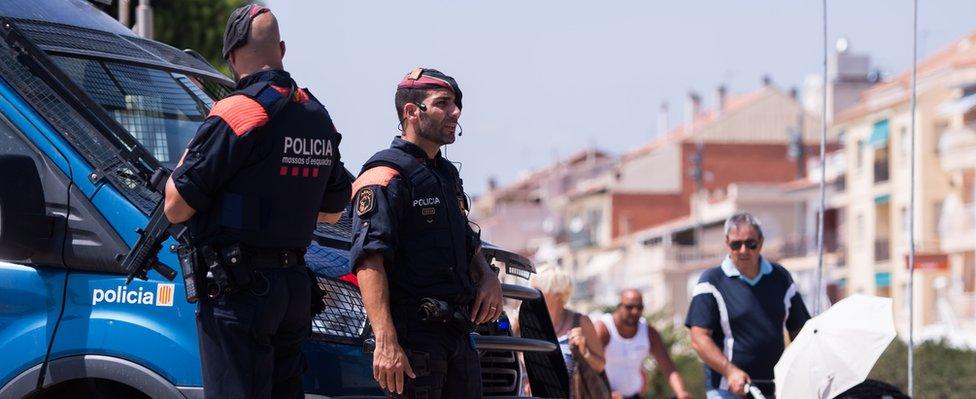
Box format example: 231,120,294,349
774,294,896,399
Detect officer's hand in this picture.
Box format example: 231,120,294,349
724,365,750,396
372,337,415,394
471,272,503,324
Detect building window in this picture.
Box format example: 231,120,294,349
873,146,890,183
869,120,890,183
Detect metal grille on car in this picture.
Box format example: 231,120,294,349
14,18,153,59
479,349,520,395
50,55,212,165
0,36,159,212
310,276,367,345
314,207,354,249
305,242,366,344
12,18,228,82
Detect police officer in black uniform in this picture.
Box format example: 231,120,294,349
163,5,351,398
350,67,504,398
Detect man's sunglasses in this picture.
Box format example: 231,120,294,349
728,239,760,251
620,304,644,311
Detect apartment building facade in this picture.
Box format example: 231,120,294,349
836,33,976,340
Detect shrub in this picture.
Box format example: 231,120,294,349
635,313,976,399
868,339,976,399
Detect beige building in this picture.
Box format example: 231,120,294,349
558,81,829,313
836,33,976,340
776,152,849,312
472,149,614,259
599,182,812,323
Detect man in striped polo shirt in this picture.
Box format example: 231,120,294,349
685,213,811,398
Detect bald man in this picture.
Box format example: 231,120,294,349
595,289,692,399
165,4,351,398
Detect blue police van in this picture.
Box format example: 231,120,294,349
0,1,567,398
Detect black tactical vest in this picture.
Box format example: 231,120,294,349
362,148,476,306
196,76,341,249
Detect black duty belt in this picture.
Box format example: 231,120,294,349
244,246,305,269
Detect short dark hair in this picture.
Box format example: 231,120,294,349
394,88,432,121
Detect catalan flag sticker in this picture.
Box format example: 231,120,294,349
156,283,175,307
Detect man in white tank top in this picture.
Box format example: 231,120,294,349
595,289,692,399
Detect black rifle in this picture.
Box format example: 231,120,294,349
117,168,184,285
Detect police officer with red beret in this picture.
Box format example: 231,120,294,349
351,68,503,398
163,4,351,398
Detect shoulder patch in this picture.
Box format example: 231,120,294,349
351,166,399,197
356,187,376,217
271,85,311,104
295,88,311,104
208,94,269,136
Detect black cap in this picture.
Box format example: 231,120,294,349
222,4,270,60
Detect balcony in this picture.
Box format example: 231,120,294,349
874,238,890,262
566,229,594,249
776,232,842,259
939,203,976,252
665,245,726,270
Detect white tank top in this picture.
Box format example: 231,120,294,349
601,313,650,397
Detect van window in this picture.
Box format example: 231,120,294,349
51,55,227,169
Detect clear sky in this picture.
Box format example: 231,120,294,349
268,0,975,196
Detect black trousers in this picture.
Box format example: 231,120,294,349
196,266,311,399
389,322,482,399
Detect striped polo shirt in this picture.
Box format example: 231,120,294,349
684,255,810,395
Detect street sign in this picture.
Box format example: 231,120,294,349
904,253,948,271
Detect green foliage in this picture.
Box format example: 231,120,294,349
632,312,976,399
868,339,976,399
106,0,256,75
641,311,706,399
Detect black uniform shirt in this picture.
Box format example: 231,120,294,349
349,137,479,303
172,70,351,248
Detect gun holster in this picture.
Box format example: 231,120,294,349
417,297,474,333
197,243,257,299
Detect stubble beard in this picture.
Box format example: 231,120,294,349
417,116,456,146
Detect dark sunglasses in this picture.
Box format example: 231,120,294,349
728,239,760,251
620,304,644,311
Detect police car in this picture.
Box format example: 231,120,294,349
0,1,566,397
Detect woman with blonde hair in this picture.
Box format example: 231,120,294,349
529,265,608,398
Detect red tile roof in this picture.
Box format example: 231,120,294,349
623,86,775,161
